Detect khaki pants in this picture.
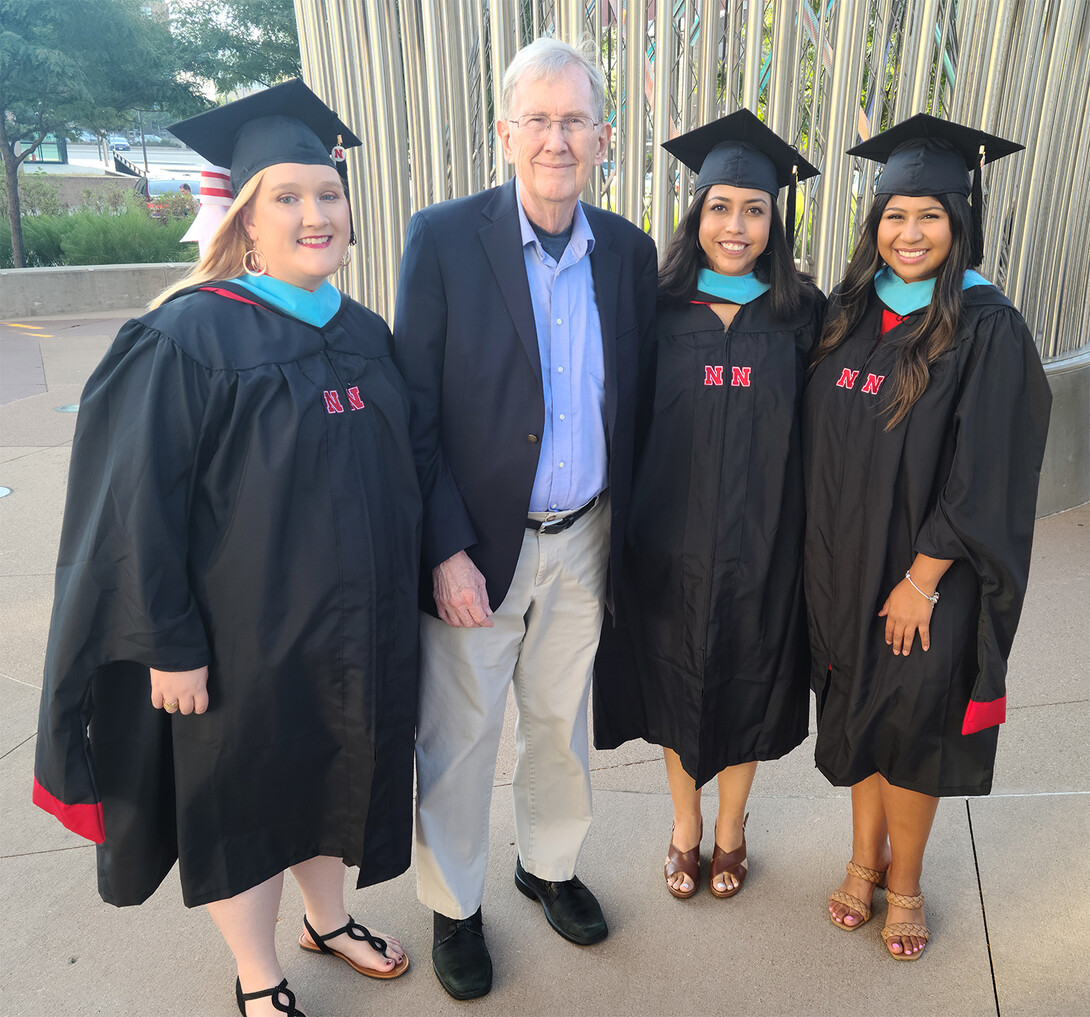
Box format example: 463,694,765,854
415,496,610,919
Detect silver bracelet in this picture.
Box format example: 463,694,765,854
905,570,939,605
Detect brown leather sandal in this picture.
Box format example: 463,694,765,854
664,822,701,899
881,891,930,960
828,860,889,930
708,812,748,899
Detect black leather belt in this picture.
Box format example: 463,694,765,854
526,495,600,535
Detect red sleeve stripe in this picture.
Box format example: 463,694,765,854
962,696,1007,735
32,778,105,844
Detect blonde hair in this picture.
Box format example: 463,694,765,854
149,169,267,310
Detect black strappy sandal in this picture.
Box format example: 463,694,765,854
235,978,307,1016
298,914,410,979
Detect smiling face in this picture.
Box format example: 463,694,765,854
496,63,611,231
240,162,350,290
877,194,953,283
697,185,772,277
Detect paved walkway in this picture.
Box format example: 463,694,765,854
1,309,1086,1017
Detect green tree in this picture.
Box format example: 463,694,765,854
0,0,203,268
170,0,302,94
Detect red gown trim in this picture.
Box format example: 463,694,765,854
32,778,105,844
881,309,908,334
962,696,1007,735
198,286,263,307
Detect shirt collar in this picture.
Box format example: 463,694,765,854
515,179,595,265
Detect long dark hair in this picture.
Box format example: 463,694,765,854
658,184,810,320
811,191,974,429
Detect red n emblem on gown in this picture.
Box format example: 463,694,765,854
346,386,365,410
731,366,752,387
861,373,886,394
836,368,860,389
324,390,345,413
704,365,724,386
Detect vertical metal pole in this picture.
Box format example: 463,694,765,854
907,0,940,115
650,0,674,247
490,0,518,186
620,0,646,228
815,0,865,289
697,0,719,125
741,0,763,112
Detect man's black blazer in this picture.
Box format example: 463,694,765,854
392,178,657,614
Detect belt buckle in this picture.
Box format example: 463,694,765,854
538,515,572,535
537,494,597,535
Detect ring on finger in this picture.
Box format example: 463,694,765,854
163,700,180,713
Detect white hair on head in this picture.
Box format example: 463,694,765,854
501,37,606,121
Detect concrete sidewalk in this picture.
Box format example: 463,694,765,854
1,310,1087,1017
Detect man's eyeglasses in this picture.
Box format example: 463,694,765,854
507,115,600,137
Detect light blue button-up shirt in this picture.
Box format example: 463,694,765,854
516,183,607,513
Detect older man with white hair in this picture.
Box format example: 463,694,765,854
393,37,656,999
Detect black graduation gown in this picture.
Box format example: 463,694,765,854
594,288,824,787
33,282,422,907
803,284,1051,796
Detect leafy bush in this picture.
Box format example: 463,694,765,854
1,193,197,268
0,169,68,216
0,216,58,267
60,199,197,266
151,189,199,222
20,215,68,266
79,187,128,214
18,171,67,215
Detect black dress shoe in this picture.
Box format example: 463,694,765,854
432,908,492,1000
514,857,608,945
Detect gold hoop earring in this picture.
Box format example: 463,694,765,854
243,248,267,276
339,246,352,269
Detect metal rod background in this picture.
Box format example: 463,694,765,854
295,0,1089,358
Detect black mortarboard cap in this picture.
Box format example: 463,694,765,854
847,113,1023,264
846,113,1022,196
662,109,819,242
169,78,362,196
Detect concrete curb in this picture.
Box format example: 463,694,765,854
0,263,191,319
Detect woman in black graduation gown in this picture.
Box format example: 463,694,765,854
594,111,823,899
33,81,421,1015
804,115,1050,960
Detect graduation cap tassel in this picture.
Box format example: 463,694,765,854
332,133,356,247
970,143,985,266
786,159,799,248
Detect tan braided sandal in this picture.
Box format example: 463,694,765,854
881,891,930,960
828,860,888,930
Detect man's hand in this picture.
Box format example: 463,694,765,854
433,550,494,628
